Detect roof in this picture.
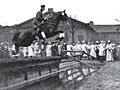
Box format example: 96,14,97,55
15,11,96,33
90,24,120,33
17,18,34,27
16,11,56,29
69,18,96,32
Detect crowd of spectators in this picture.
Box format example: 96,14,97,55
64,40,120,62
0,40,64,58
0,40,120,62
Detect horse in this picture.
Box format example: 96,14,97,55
12,10,68,54
36,10,68,40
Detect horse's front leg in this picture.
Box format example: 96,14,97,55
55,31,65,41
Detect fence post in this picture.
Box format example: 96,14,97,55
38,68,41,76
3,71,8,87
24,72,28,80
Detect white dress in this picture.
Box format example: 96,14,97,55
66,44,72,56
81,44,88,57
71,45,77,56
28,44,34,57
46,44,52,56
33,42,39,55
90,45,96,58
75,44,82,55
98,44,105,56
58,44,62,55
106,44,114,61
23,47,28,57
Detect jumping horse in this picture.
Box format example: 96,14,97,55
12,10,68,54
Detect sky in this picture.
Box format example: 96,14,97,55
0,0,120,26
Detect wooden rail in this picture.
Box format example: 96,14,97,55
0,65,77,90
0,56,62,90
0,51,105,90
59,50,105,89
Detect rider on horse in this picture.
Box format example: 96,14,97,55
32,5,46,40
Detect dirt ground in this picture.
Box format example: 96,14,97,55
77,61,120,90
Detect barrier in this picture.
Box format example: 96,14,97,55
0,56,62,90
0,50,105,90
59,50,105,89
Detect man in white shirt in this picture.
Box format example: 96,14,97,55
98,40,106,62
81,40,88,58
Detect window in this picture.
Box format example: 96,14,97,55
78,35,83,42
104,34,106,38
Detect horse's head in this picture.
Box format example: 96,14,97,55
58,10,68,22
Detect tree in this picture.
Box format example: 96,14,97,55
69,18,79,43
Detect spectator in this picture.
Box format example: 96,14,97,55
40,41,46,57
81,40,88,58
98,40,106,62
23,47,28,58
90,41,96,60
95,41,100,60
71,43,76,56
51,42,59,56
75,41,82,59
112,44,117,61
46,42,52,56
106,40,114,62
116,43,120,60
57,42,62,55
87,41,91,59
28,43,35,58
66,41,72,56
61,42,67,56
0,43,4,58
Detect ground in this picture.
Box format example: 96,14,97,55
77,61,120,90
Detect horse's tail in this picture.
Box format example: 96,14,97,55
12,31,21,42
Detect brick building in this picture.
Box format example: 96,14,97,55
89,21,120,43
0,26,17,43
63,18,96,43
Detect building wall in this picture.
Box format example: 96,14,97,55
89,21,120,43
0,26,17,43
74,29,87,42
89,30,97,42
63,19,96,43
97,32,120,42
65,28,96,43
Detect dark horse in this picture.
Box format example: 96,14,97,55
12,10,68,54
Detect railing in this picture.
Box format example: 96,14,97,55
0,50,105,90
0,56,62,90
58,50,105,90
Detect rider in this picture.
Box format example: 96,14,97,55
32,5,46,40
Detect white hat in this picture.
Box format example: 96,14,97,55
101,40,104,43
96,41,99,43
107,40,111,43
82,40,85,43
